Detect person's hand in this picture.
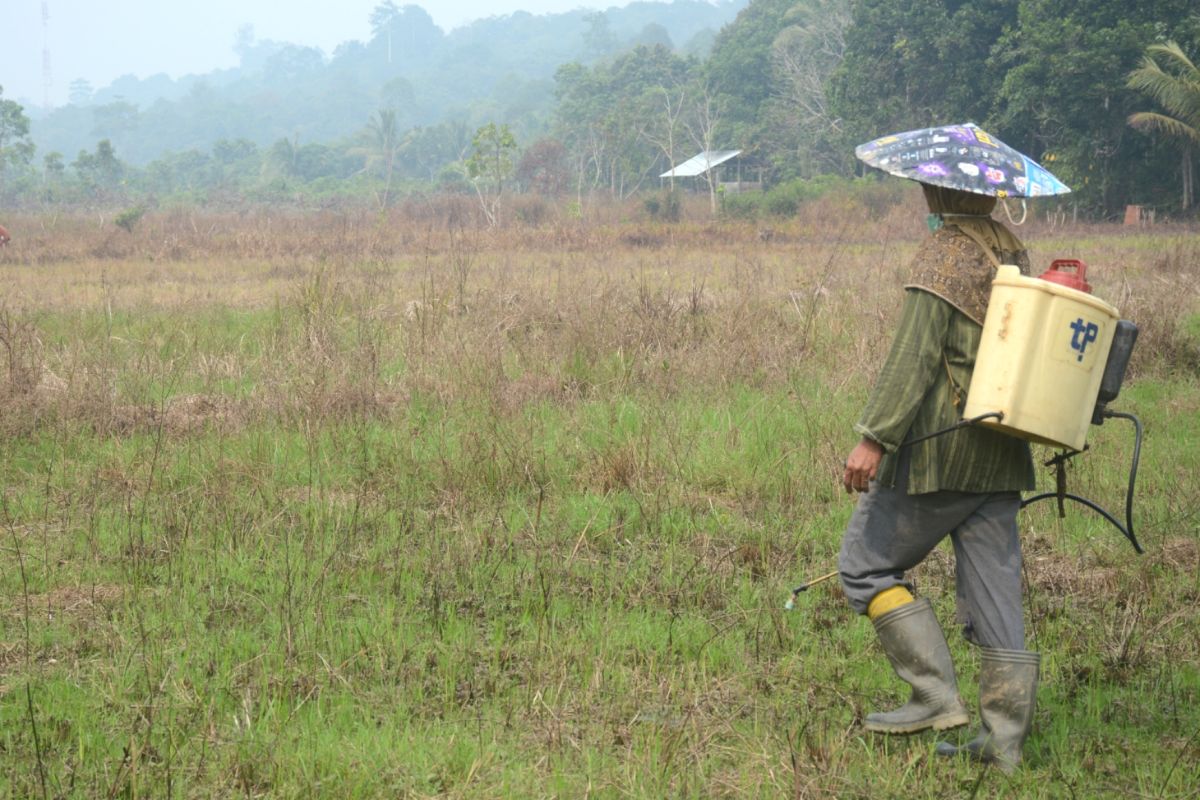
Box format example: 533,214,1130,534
843,438,884,493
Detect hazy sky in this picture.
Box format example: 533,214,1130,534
3,0,631,108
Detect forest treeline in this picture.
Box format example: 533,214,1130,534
1,0,1198,219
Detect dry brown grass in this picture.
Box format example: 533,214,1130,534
0,200,1197,798
1,199,1196,442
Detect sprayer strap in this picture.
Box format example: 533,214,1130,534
950,223,1004,271
941,223,999,411
930,225,989,416
944,354,963,410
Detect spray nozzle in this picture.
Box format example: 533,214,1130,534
784,570,839,611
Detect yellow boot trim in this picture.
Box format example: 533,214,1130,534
867,586,915,620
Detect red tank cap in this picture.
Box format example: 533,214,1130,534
1038,259,1092,293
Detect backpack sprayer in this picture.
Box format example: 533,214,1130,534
967,259,1143,552
786,258,1142,610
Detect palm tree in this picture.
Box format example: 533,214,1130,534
353,110,402,208
1127,41,1200,211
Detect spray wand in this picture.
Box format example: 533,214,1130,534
784,571,840,610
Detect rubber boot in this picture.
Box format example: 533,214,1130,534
936,647,1040,773
865,598,970,734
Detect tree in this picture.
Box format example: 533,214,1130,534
90,100,138,140
144,150,212,194
209,139,260,191
990,0,1196,215
72,139,125,198
554,45,696,199
264,45,326,82
292,143,349,182
264,137,298,179
369,3,442,67
370,2,402,64
93,140,123,185
829,0,1017,146
43,151,65,180
396,121,472,181
632,23,673,50
683,83,726,216
68,78,94,106
232,25,284,73
0,86,35,192
704,0,800,147
516,137,570,195
766,0,852,177
640,80,691,192
213,138,258,165
380,77,416,115
1127,41,1200,211
582,12,618,61
466,122,518,225
233,25,255,63
38,150,65,200
353,109,403,207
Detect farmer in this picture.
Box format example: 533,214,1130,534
837,182,1040,772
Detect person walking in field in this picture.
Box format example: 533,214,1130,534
836,124,1067,772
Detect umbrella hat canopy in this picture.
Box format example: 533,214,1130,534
855,123,1070,198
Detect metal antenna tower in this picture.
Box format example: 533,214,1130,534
42,1,53,109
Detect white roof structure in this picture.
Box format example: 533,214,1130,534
659,150,742,178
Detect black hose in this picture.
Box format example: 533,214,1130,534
1020,410,1144,554
901,411,1005,448
899,408,1144,552
1105,411,1143,552
1020,492,1141,553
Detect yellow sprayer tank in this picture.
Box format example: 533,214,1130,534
964,264,1119,451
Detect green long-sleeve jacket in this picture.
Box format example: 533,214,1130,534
855,288,1036,495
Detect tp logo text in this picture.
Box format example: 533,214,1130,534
1070,318,1099,362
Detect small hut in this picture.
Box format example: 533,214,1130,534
659,150,763,193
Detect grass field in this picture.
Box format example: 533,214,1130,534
1,199,1198,798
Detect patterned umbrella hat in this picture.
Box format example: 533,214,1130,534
855,122,1070,198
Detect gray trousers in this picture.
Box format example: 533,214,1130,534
837,452,1025,650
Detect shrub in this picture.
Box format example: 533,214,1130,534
642,189,681,222
114,205,147,233
719,191,763,219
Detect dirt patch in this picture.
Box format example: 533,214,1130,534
1154,536,1199,571
278,486,382,509
1026,553,1120,598
106,394,248,435
161,393,246,433
3,583,125,623
498,372,565,413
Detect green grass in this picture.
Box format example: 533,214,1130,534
1,225,1198,798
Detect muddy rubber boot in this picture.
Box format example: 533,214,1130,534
865,598,970,734
936,647,1040,773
